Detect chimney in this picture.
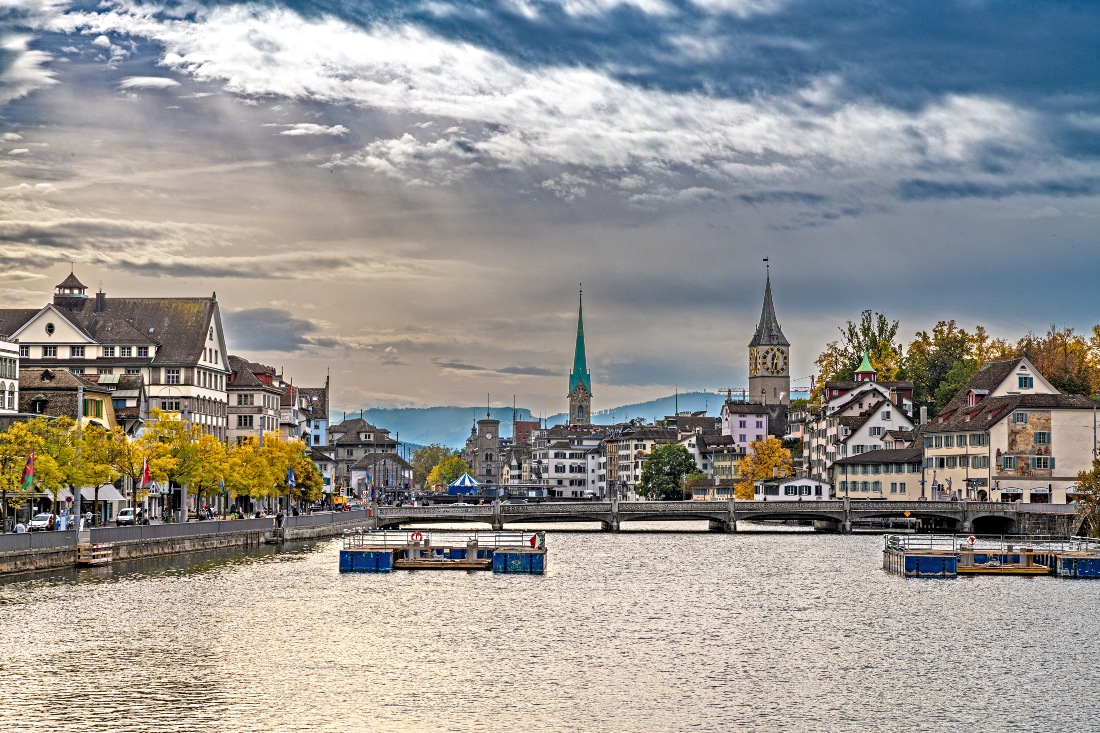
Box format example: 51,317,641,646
95,290,106,315
920,405,928,425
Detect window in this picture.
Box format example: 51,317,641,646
890,482,898,494
882,411,891,421
1013,411,1027,424
98,368,112,375
166,368,180,385
1034,431,1050,445
871,464,881,474
554,465,565,474
237,394,254,406
19,345,29,357
756,421,763,429
739,420,746,428
899,482,906,494
1031,456,1054,469
738,434,746,443
838,481,847,492
861,481,870,492
946,457,956,468
43,346,57,357
935,457,945,468
1018,376,1034,389
1002,456,1016,470
872,481,882,493
944,435,954,448
160,399,180,411
126,368,140,375
870,426,884,437
785,486,798,496
934,436,942,448
346,449,353,457
237,414,254,428
121,346,132,357
137,347,149,357
69,368,84,375
924,437,933,449
959,456,969,468
103,346,115,357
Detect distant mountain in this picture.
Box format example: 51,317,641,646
343,391,734,449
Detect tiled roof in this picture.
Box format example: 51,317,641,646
57,272,87,290
928,392,1095,433
0,309,38,339
939,358,1021,415
227,355,265,387
723,402,771,415
351,452,412,470
825,380,914,391
833,446,924,465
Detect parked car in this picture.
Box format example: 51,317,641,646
116,507,143,526
27,513,56,531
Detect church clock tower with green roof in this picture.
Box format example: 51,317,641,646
568,288,592,426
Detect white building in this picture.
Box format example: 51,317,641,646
753,476,831,501
0,336,17,415
921,357,1096,503
720,402,770,451
0,272,230,439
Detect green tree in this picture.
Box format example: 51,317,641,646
682,471,709,500
735,436,793,500
427,455,470,488
813,310,902,402
933,358,980,412
412,444,455,488
636,444,698,500
904,320,972,409
1074,458,1100,538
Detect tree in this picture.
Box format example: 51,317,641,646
187,434,229,511
682,471,709,500
933,358,980,412
1018,326,1096,396
904,320,972,409
735,436,793,500
813,310,903,402
412,444,455,488
1074,458,1100,538
636,444,698,500
0,420,49,527
427,455,470,488
225,436,274,510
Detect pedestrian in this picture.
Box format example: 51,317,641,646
14,520,26,533
47,514,56,531
275,510,285,529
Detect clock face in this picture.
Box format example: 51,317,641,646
486,433,493,439
762,347,788,375
749,348,761,376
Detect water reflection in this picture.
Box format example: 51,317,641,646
1,528,1098,732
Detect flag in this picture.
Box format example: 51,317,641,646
220,478,226,494
529,534,537,548
21,452,34,491
287,465,296,488
140,456,151,489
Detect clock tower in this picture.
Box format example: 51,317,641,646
568,288,592,425
747,266,790,408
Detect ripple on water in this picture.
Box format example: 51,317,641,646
0,529,1098,732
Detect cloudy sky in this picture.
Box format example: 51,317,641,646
1,0,1098,416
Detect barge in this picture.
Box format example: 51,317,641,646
340,529,546,574
883,534,1100,578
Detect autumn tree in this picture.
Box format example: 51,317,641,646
735,436,793,500
636,444,699,500
187,434,229,510
427,455,470,488
412,444,455,488
0,421,46,526
225,436,274,510
1018,326,1096,396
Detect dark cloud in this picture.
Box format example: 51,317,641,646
223,307,335,353
433,359,558,377
898,178,1100,201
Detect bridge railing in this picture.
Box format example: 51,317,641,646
503,502,608,515
622,501,727,512
377,505,493,518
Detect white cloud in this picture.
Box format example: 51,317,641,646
0,33,56,103
118,76,180,90
688,0,788,18
1,133,25,141
8,148,29,155
42,4,1040,199
278,123,349,136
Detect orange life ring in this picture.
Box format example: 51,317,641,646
410,531,423,542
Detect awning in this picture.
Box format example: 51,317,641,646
57,485,129,502
999,487,1023,494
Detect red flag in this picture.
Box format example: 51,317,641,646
529,534,537,548
141,456,151,489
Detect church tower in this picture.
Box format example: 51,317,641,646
747,263,790,407
568,288,592,425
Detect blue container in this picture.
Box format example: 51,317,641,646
529,553,546,575
339,550,353,572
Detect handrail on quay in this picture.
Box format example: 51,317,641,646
885,534,1100,553
343,529,543,550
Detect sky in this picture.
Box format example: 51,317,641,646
1,0,1099,417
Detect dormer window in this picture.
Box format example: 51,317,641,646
1018,376,1033,389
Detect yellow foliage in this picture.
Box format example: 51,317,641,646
735,436,793,500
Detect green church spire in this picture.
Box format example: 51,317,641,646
569,287,591,396
856,350,876,375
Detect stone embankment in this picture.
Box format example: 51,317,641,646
0,509,377,576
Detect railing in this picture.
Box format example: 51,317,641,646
343,529,542,549
0,530,78,553
502,503,606,515
285,509,373,528
377,505,493,518
622,501,728,512
884,534,1100,553
90,517,274,543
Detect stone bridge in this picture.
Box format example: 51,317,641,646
376,499,1079,534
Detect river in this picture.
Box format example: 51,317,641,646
1,523,1097,732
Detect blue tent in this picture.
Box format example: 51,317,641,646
447,472,481,496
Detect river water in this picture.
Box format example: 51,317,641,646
0,523,1097,733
